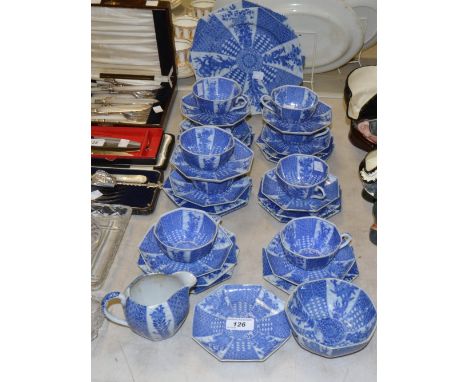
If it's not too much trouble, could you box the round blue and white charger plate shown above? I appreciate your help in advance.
[190,6,303,114]
[192,284,291,361]
[169,170,252,207]
[265,233,356,285]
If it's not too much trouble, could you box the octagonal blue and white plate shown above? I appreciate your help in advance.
[139,225,234,277]
[192,284,291,361]
[265,233,355,285]
[190,6,303,114]
[257,181,342,222]
[263,249,359,294]
[256,135,334,163]
[163,178,252,216]
[181,93,251,127]
[262,101,332,134]
[261,169,340,212]
[171,138,254,182]
[260,125,331,156]
[169,170,252,207]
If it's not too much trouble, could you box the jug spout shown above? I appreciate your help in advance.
[172,271,197,289]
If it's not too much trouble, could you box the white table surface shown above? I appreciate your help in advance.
[92,89,377,382]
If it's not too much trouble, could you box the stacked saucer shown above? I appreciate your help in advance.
[262,217,359,295]
[164,126,254,216]
[181,76,253,146]
[258,154,342,222]
[137,208,239,294]
[256,85,334,163]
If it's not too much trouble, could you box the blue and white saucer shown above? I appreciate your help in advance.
[139,225,234,277]
[171,139,254,183]
[192,269,234,294]
[262,249,297,294]
[256,134,334,163]
[257,182,342,222]
[169,170,252,207]
[261,125,331,156]
[181,93,250,127]
[197,244,238,287]
[262,102,332,135]
[163,178,252,216]
[265,233,356,285]
[261,169,340,212]
[192,284,291,361]
[262,249,359,294]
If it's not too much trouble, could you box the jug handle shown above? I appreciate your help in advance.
[101,291,129,327]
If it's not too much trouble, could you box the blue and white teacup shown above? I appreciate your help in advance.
[280,217,352,270]
[260,85,319,123]
[193,77,248,114]
[101,272,197,341]
[275,154,329,199]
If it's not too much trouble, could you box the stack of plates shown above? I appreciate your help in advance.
[164,126,254,216]
[258,154,342,222]
[137,208,239,294]
[256,86,334,163]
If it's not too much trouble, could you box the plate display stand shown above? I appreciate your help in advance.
[301,32,318,90]
[337,18,369,73]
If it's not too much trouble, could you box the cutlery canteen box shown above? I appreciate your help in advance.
[91,0,177,128]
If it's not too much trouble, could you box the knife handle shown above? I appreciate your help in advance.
[113,174,147,184]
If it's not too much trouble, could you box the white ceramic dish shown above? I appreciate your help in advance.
[254,0,364,73]
[347,0,377,49]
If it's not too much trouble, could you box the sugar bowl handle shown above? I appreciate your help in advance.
[101,291,128,327]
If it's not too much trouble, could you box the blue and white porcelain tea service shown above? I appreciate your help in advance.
[257,85,334,163]
[164,126,254,216]
[258,154,342,222]
[99,1,376,363]
[137,208,239,294]
[262,217,359,295]
[180,77,255,146]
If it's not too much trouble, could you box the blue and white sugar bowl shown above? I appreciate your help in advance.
[275,154,329,199]
[286,278,377,358]
[179,126,235,171]
[101,272,197,341]
[280,217,352,270]
[154,208,219,263]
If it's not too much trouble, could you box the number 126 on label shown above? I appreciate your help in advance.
[225,318,255,331]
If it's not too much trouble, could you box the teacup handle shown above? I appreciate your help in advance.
[311,185,326,200]
[230,95,249,112]
[260,95,275,112]
[101,291,128,327]
[339,233,353,249]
